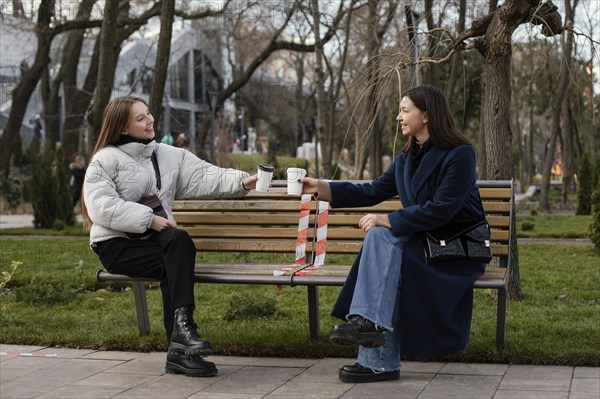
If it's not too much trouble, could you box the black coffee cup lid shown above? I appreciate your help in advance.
[258,164,274,172]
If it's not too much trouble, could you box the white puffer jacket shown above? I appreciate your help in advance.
[84,140,249,244]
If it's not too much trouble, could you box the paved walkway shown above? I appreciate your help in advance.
[1,344,598,399]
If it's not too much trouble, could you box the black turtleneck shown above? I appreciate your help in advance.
[113,135,154,146]
[410,140,432,176]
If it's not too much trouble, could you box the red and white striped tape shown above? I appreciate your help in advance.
[273,194,312,276]
[0,352,57,357]
[295,200,329,275]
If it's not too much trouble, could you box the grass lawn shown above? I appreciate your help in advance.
[0,237,598,366]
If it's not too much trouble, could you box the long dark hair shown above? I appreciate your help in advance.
[81,96,147,229]
[401,85,470,154]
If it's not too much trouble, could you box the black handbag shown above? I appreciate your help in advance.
[127,152,167,239]
[423,220,493,264]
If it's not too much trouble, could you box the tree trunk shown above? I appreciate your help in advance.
[527,86,534,186]
[540,0,575,213]
[63,36,101,158]
[423,0,439,87]
[310,0,330,178]
[512,90,525,193]
[561,95,574,204]
[148,0,175,129]
[477,0,538,301]
[51,0,97,161]
[446,0,466,99]
[86,1,129,148]
[41,66,61,155]
[0,0,54,177]
[366,0,382,178]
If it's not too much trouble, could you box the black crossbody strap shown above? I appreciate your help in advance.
[151,152,161,192]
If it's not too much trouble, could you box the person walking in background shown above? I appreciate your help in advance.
[301,85,488,383]
[69,155,87,208]
[82,96,259,377]
[160,132,174,145]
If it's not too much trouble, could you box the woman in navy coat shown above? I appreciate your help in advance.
[301,85,487,383]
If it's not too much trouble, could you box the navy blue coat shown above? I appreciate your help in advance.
[330,144,486,356]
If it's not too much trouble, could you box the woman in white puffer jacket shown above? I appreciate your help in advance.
[82,96,259,378]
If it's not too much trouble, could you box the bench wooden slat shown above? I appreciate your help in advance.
[174,200,303,212]
[185,227,301,239]
[176,213,303,225]
[478,187,512,199]
[483,202,512,212]
[195,263,307,276]
[193,239,298,253]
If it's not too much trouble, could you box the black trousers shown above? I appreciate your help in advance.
[104,228,197,341]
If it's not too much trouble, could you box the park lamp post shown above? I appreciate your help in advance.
[208,90,217,164]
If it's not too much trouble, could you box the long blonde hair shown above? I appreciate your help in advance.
[81,96,147,229]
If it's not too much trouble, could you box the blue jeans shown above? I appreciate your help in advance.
[347,227,410,372]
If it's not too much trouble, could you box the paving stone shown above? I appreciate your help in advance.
[401,361,446,374]
[72,371,155,388]
[200,365,304,396]
[0,365,38,381]
[82,351,147,361]
[264,381,352,398]
[0,344,48,354]
[493,389,569,398]
[419,374,502,398]
[112,373,215,398]
[0,358,123,399]
[36,347,97,358]
[292,358,352,383]
[0,354,69,370]
[342,372,434,399]
[103,352,166,375]
[252,357,319,368]
[570,378,600,399]
[440,362,509,376]
[189,393,263,399]
[210,355,260,366]
[37,385,127,399]
[574,367,600,379]
[500,365,573,392]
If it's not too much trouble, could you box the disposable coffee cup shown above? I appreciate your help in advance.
[286,167,307,196]
[256,164,274,192]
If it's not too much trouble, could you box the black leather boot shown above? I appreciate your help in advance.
[165,353,218,377]
[330,315,385,348]
[168,306,213,355]
[339,363,399,383]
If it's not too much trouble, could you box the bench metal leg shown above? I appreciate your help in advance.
[132,282,151,336]
[496,287,506,350]
[307,286,320,340]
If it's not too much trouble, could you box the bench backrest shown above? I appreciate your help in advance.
[173,188,305,255]
[173,180,513,268]
[312,180,513,267]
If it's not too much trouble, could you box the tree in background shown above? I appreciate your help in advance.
[590,181,600,252]
[30,146,74,229]
[576,152,593,215]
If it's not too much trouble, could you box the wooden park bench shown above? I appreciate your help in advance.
[96,179,515,349]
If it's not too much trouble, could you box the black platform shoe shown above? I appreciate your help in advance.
[339,363,399,383]
[168,306,213,355]
[165,353,218,377]
[329,316,385,348]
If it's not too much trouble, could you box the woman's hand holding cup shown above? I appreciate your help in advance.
[242,174,259,191]
[300,176,319,195]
